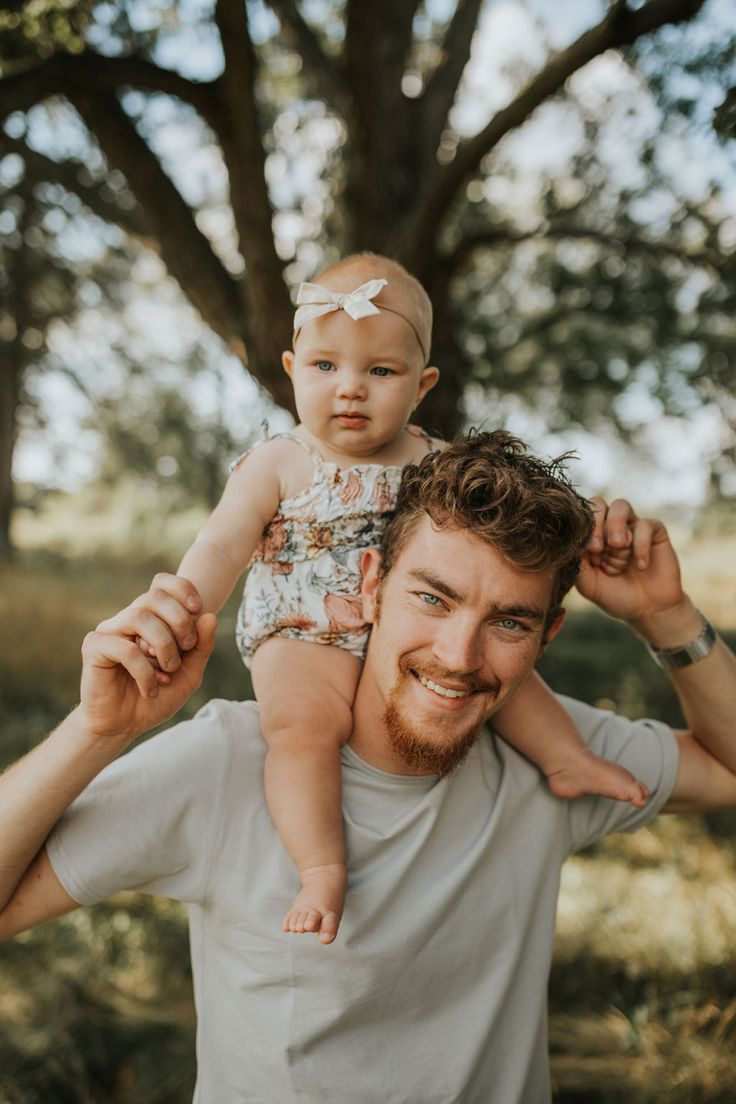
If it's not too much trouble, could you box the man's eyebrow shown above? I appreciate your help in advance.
[409,570,464,602]
[488,603,547,625]
[408,570,546,624]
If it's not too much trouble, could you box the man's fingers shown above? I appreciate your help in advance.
[97,584,202,671]
[82,631,165,699]
[96,607,187,672]
[631,517,657,570]
[185,613,217,663]
[131,586,200,652]
[176,614,217,689]
[587,496,607,551]
[602,498,636,549]
[146,572,202,613]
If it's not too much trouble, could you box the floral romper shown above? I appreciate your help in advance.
[236,429,433,665]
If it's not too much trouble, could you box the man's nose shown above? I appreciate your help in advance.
[431,619,485,674]
[336,370,367,400]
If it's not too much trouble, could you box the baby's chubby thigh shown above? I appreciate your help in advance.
[251,638,362,751]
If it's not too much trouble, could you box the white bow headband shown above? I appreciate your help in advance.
[293,278,428,363]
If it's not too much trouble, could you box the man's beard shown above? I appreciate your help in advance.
[384,656,501,776]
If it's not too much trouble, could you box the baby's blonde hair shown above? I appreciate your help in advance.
[313,252,433,365]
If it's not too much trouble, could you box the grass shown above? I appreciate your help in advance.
[2,538,736,1103]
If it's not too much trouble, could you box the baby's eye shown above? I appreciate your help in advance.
[316,360,334,372]
[370,366,393,377]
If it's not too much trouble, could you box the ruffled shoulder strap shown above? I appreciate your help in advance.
[405,424,436,452]
[230,425,323,473]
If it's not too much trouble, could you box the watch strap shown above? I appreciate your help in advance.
[646,613,717,671]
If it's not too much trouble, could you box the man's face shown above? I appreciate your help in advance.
[355,515,564,775]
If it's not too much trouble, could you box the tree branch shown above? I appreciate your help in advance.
[263,0,341,105]
[70,91,244,350]
[1,136,153,243]
[419,0,483,172]
[0,50,220,129]
[213,0,295,412]
[401,0,708,270]
[495,306,582,352]
[446,222,725,273]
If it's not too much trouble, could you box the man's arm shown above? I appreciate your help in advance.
[0,584,215,940]
[577,500,736,813]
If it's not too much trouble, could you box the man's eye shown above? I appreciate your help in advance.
[498,619,522,632]
[371,366,392,377]
[419,592,442,606]
[316,360,334,372]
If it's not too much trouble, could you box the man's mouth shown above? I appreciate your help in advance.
[416,673,472,699]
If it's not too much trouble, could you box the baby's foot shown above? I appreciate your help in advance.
[546,748,649,807]
[282,862,347,945]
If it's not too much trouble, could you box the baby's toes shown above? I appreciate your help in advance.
[318,912,339,945]
[631,781,650,808]
[302,909,322,933]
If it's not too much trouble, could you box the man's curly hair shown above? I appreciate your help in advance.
[380,430,594,630]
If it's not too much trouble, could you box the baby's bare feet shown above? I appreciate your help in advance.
[282,862,347,945]
[547,748,649,807]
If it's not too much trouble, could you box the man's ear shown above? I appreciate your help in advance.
[282,350,294,378]
[414,365,440,408]
[361,547,382,623]
[539,608,566,657]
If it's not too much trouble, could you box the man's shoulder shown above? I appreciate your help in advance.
[128,698,264,777]
[555,693,676,750]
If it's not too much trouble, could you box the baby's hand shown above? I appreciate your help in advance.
[586,496,635,576]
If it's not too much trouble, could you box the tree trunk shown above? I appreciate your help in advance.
[0,352,19,560]
[417,260,466,440]
[1,196,32,560]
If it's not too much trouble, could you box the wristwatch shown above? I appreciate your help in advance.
[645,612,717,671]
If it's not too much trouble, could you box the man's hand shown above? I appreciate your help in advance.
[585,495,634,576]
[0,577,216,939]
[577,498,687,633]
[80,576,216,746]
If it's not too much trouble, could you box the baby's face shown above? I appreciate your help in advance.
[283,306,438,459]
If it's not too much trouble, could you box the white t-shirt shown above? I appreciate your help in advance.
[47,696,679,1104]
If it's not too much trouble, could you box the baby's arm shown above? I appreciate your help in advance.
[177,441,285,614]
[493,671,649,805]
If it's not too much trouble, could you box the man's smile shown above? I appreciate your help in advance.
[405,659,501,710]
[415,673,473,699]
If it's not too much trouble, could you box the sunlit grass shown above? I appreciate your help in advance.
[551,816,736,1102]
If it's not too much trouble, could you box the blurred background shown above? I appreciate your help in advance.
[1,0,735,1100]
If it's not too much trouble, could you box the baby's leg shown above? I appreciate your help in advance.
[495,671,649,805]
[251,638,361,945]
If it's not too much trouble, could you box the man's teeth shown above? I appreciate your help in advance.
[417,674,471,699]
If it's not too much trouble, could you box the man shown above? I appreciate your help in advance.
[1,431,735,1104]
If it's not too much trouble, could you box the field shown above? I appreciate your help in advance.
[1,523,735,1102]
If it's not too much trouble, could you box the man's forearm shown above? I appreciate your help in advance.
[0,708,127,912]
[633,597,736,773]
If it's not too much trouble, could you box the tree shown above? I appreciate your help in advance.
[1,0,734,523]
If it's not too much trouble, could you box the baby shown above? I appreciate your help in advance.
[159,252,647,944]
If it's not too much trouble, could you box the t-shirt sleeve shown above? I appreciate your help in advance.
[559,695,680,854]
[46,699,257,906]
